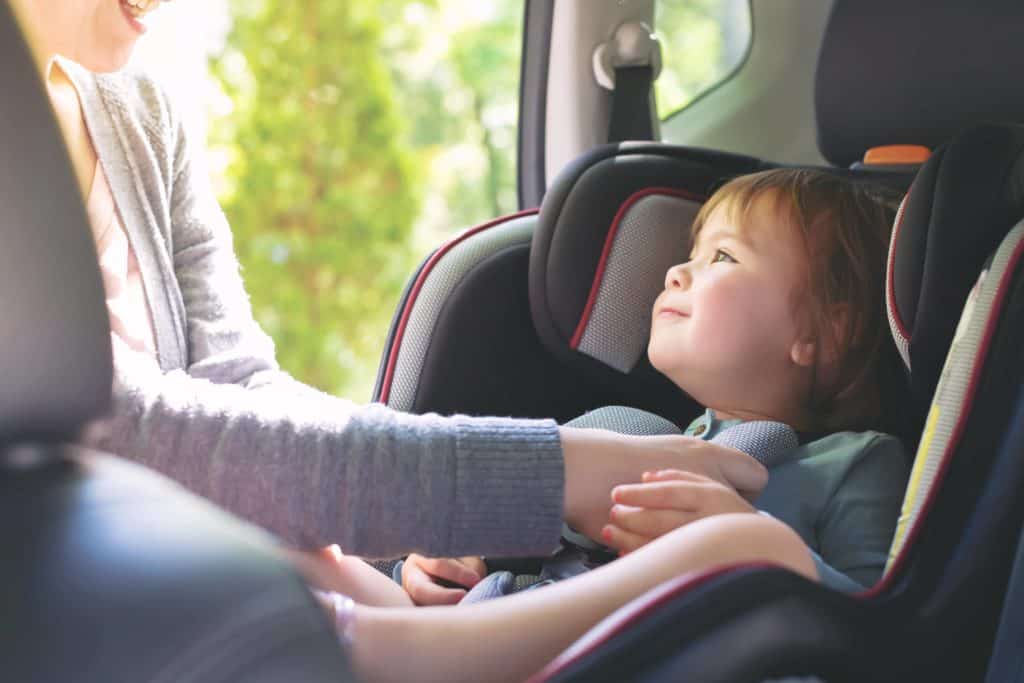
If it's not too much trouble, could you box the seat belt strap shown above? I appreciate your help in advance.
[608,65,655,143]
[594,22,662,144]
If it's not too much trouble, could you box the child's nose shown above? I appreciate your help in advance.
[664,262,691,290]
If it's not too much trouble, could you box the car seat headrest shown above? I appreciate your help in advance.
[529,143,762,390]
[886,123,1024,422]
[530,143,911,401]
[0,5,112,444]
[816,0,1024,167]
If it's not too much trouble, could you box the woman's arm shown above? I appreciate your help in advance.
[84,87,769,560]
[79,93,565,559]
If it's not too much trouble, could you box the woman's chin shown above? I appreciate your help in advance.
[77,46,136,73]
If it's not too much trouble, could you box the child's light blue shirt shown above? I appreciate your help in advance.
[686,410,910,591]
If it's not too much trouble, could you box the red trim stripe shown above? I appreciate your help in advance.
[860,234,1024,599]
[569,188,706,350]
[379,209,539,405]
[528,562,776,682]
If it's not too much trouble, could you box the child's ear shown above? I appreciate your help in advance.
[790,338,817,367]
[790,305,850,368]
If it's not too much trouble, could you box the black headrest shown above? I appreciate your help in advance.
[816,0,1024,167]
[887,123,1024,422]
[528,143,762,416]
[0,5,112,444]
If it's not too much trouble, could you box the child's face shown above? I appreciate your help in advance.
[648,194,812,414]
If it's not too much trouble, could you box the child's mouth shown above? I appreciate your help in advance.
[657,306,689,319]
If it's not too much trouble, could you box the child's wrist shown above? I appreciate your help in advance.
[313,590,357,645]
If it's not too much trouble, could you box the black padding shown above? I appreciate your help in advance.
[0,2,112,442]
[816,0,1024,167]
[412,243,699,425]
[891,124,1024,417]
[1,447,351,683]
[544,567,896,683]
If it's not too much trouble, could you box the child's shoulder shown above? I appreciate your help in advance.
[787,429,907,474]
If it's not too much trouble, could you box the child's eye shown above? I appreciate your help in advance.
[711,249,737,264]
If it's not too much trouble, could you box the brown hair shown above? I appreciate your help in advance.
[691,168,900,432]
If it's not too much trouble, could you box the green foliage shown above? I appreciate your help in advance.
[204,0,743,399]
[655,0,752,119]
[380,3,522,235]
[210,0,421,397]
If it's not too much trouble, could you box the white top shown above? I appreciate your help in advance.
[85,160,159,357]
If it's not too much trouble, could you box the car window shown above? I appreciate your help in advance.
[655,0,752,121]
[133,1,524,401]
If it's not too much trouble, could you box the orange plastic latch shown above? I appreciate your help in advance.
[863,145,931,165]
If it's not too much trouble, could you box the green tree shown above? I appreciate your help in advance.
[378,3,523,235]
[210,0,421,397]
[655,0,751,119]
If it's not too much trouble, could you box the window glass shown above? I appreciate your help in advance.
[654,0,752,120]
[134,1,523,400]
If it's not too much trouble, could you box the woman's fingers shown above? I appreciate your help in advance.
[641,469,708,483]
[609,503,696,539]
[600,524,651,554]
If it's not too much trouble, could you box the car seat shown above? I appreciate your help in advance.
[531,122,1024,683]
[0,6,351,681]
[373,1,1024,680]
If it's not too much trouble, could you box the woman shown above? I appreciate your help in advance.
[9,0,762,560]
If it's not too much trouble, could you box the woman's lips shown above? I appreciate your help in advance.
[120,0,158,34]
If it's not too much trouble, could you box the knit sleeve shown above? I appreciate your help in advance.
[80,87,565,559]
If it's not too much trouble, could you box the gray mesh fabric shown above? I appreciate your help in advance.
[886,196,912,370]
[577,196,700,373]
[711,421,800,468]
[387,216,537,411]
[567,405,682,436]
[886,221,1024,572]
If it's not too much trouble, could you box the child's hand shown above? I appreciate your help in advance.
[560,429,768,542]
[289,544,414,607]
[601,470,757,554]
[401,554,488,606]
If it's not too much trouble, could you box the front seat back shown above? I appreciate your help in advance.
[0,6,350,681]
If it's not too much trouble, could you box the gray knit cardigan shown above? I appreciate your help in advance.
[62,57,564,559]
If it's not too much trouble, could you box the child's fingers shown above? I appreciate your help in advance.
[403,561,468,606]
[417,556,483,588]
[600,524,652,554]
[609,504,696,539]
[642,470,709,483]
[612,480,703,509]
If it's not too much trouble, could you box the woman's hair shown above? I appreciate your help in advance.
[690,168,901,432]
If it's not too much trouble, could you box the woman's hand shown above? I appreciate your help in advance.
[559,428,767,543]
[599,470,759,553]
[401,554,488,606]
